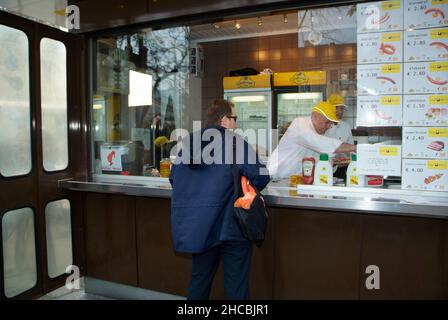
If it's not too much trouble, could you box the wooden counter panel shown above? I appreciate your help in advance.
[84,193,137,286]
[360,215,448,299]
[135,198,191,296]
[273,208,362,299]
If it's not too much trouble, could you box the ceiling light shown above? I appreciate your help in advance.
[258,17,262,26]
[283,14,288,23]
[235,21,241,29]
[338,16,342,20]
[213,23,220,29]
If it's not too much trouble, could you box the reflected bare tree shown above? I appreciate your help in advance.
[137,27,190,129]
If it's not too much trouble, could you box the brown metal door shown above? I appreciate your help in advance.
[0,11,87,300]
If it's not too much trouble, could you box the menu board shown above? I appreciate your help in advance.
[402,127,448,158]
[357,0,403,33]
[357,144,402,176]
[403,94,448,125]
[404,28,448,62]
[404,61,448,93]
[357,63,403,95]
[404,0,448,30]
[358,32,403,64]
[402,159,447,191]
[357,95,403,126]
[357,1,448,192]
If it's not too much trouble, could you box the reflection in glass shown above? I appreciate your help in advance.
[93,27,189,176]
[40,38,68,172]
[2,207,37,298]
[45,199,73,279]
[0,24,32,177]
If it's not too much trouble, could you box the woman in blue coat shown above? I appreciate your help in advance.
[169,99,270,299]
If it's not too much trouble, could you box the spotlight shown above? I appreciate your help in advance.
[213,23,220,29]
[235,21,241,29]
[258,17,262,26]
[283,14,288,23]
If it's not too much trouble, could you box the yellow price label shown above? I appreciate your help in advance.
[381,64,400,73]
[430,29,448,39]
[319,175,328,184]
[427,160,447,170]
[382,0,401,10]
[382,33,401,42]
[379,146,399,156]
[381,96,401,105]
[430,62,448,72]
[429,95,448,104]
[432,0,448,5]
[428,127,448,137]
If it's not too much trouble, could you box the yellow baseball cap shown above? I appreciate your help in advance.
[328,93,348,110]
[312,101,339,123]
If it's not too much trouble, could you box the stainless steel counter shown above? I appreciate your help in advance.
[60,178,448,220]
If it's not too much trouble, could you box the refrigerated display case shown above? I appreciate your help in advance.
[223,74,272,157]
[273,71,326,146]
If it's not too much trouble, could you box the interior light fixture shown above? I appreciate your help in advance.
[231,95,266,103]
[283,14,288,23]
[235,20,241,29]
[338,16,342,20]
[213,23,220,29]
[258,17,262,26]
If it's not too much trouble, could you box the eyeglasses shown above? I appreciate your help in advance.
[228,115,238,121]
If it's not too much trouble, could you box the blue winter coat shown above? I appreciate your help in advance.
[169,125,270,253]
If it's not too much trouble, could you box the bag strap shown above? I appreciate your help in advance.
[232,136,239,203]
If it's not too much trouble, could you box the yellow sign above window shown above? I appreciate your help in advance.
[273,71,326,87]
[223,74,271,90]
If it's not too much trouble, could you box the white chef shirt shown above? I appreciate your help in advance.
[324,120,354,144]
[325,120,354,168]
[267,117,343,178]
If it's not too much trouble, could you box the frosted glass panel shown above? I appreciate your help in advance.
[2,207,37,298]
[45,199,73,278]
[0,24,32,177]
[40,38,68,171]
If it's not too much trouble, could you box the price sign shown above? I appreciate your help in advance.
[404,62,448,94]
[357,95,403,126]
[402,159,447,191]
[404,0,448,29]
[357,1,403,33]
[358,64,403,95]
[403,95,448,126]
[357,144,402,176]
[358,32,403,64]
[403,127,448,159]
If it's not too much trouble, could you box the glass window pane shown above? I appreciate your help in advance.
[0,24,32,177]
[93,27,189,177]
[45,199,73,279]
[2,207,37,298]
[40,38,68,172]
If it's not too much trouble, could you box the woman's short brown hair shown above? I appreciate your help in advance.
[206,99,234,126]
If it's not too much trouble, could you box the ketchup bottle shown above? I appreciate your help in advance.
[302,157,315,185]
